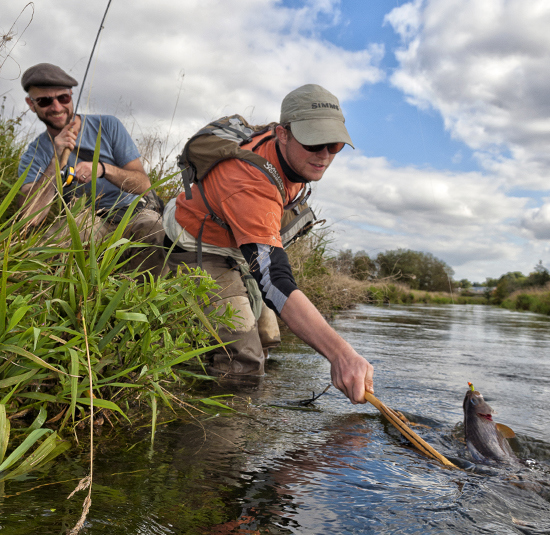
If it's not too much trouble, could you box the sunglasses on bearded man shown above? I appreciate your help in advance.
[30,93,72,108]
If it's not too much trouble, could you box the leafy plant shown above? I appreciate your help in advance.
[0,119,237,486]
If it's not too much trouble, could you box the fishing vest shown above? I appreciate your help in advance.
[177,115,317,260]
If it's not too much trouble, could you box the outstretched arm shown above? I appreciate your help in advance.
[240,242,374,403]
[280,289,374,404]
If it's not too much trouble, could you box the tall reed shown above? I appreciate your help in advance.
[0,120,236,486]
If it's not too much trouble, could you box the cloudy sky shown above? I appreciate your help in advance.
[2,0,550,282]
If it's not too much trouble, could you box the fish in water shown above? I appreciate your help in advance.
[463,382,518,463]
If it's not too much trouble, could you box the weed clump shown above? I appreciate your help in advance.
[0,116,237,482]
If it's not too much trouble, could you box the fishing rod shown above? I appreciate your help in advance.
[60,0,113,177]
[74,0,113,115]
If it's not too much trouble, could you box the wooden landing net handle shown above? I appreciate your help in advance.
[365,392,457,469]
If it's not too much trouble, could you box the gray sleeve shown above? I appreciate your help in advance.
[240,243,298,316]
[19,134,54,185]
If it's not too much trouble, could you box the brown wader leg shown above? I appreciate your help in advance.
[257,303,281,358]
[164,249,265,376]
[123,209,169,278]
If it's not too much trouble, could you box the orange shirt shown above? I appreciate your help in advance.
[175,134,304,249]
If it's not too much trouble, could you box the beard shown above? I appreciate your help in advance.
[39,110,73,132]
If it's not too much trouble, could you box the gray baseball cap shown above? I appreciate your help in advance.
[22,63,78,92]
[280,84,354,148]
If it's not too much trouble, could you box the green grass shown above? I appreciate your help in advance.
[0,117,239,486]
[501,286,550,315]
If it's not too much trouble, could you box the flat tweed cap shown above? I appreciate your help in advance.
[22,63,78,92]
[280,84,354,148]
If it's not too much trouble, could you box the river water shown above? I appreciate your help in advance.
[2,304,550,534]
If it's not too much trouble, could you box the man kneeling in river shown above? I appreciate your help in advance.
[163,84,374,403]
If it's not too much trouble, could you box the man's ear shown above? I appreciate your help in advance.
[275,125,289,146]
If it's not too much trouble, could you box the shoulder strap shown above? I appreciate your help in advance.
[177,115,289,266]
[178,115,286,203]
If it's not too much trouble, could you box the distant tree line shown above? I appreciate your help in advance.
[330,248,455,292]
[330,249,550,298]
[488,261,550,304]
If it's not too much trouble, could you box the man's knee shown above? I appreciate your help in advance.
[215,295,256,331]
[126,209,165,245]
[257,304,281,349]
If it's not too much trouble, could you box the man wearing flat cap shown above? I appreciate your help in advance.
[162,84,374,403]
[18,62,167,277]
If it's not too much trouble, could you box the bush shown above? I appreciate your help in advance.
[515,294,536,311]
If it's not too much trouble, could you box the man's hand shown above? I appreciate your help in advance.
[72,157,150,193]
[74,161,94,184]
[328,347,374,404]
[53,119,78,158]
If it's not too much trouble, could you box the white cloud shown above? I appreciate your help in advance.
[2,0,384,150]
[314,150,532,281]
[386,0,550,190]
[522,201,550,239]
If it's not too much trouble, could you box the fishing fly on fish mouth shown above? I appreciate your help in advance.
[463,382,518,464]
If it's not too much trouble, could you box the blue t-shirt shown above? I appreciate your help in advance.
[19,114,141,210]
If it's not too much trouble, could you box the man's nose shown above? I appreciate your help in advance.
[49,98,64,112]
[315,146,331,158]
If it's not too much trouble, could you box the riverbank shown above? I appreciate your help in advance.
[0,121,238,494]
[500,285,550,315]
[287,228,550,316]
[286,231,489,317]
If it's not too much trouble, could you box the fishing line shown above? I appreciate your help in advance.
[0,3,34,72]
[74,0,113,115]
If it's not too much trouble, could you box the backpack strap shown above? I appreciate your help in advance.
[243,133,286,205]
[177,116,289,266]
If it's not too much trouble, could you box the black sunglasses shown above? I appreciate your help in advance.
[300,141,345,154]
[284,126,345,154]
[30,93,72,108]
